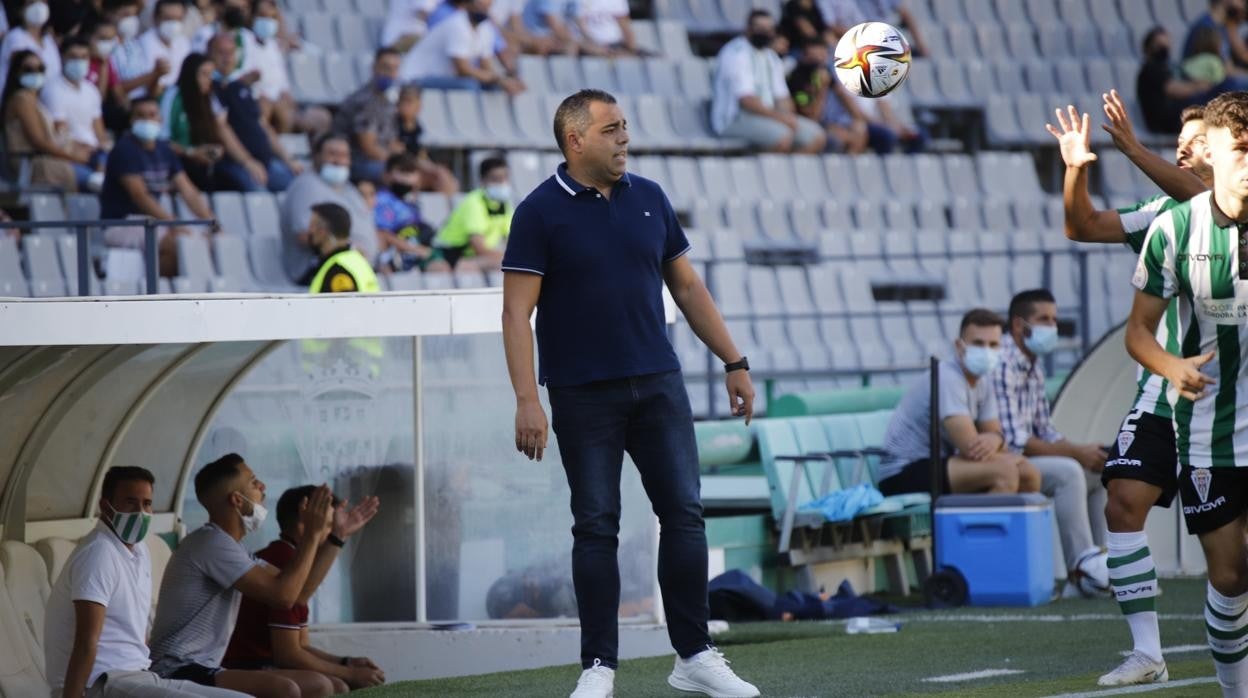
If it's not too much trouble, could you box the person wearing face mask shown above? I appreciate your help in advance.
[86,18,130,131]
[374,152,448,273]
[710,10,825,154]
[138,0,193,95]
[108,0,169,103]
[0,0,62,95]
[304,202,380,293]
[280,134,381,283]
[245,0,329,138]
[2,50,82,191]
[400,0,526,94]
[991,289,1111,599]
[435,155,514,270]
[1138,26,1236,135]
[149,454,345,698]
[1184,0,1248,69]
[395,85,460,195]
[43,37,111,192]
[334,47,406,184]
[879,308,1041,500]
[44,467,250,698]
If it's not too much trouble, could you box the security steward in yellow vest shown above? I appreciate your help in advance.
[306,201,380,294]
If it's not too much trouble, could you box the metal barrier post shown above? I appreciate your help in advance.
[144,220,158,295]
[75,224,89,297]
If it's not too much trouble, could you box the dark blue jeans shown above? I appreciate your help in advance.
[547,370,712,670]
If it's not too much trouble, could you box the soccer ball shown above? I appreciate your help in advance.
[833,21,912,98]
[1073,549,1112,598]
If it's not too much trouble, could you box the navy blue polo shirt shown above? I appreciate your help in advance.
[502,163,691,387]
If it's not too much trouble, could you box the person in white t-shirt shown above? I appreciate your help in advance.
[383,0,442,52]
[247,0,330,136]
[44,466,248,698]
[575,0,640,56]
[138,0,192,95]
[401,0,526,94]
[43,37,111,191]
[0,0,61,95]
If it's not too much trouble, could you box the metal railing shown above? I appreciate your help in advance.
[685,247,1106,417]
[6,218,216,296]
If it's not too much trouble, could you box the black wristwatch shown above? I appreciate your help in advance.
[724,356,750,373]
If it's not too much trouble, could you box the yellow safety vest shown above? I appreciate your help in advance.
[308,248,380,294]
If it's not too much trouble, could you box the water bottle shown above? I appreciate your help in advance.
[845,616,901,634]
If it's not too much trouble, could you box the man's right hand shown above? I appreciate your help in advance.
[1073,443,1109,473]
[1101,89,1141,154]
[775,111,799,130]
[1165,351,1218,401]
[155,58,171,76]
[346,664,386,688]
[515,399,548,461]
[1045,105,1098,169]
[299,485,335,540]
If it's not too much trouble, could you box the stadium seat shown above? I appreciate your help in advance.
[0,541,50,677]
[676,59,712,101]
[684,0,728,35]
[1052,58,1089,95]
[336,14,374,53]
[789,155,828,201]
[981,199,1014,230]
[352,0,387,16]
[300,12,338,50]
[949,198,981,230]
[1097,25,1134,59]
[1021,59,1057,94]
[634,94,684,150]
[176,234,221,293]
[1034,21,1071,58]
[631,20,661,55]
[415,91,460,149]
[614,57,650,95]
[477,93,524,149]
[65,193,100,222]
[883,154,921,202]
[645,57,681,97]
[1085,58,1115,94]
[930,0,965,22]
[821,155,856,200]
[962,61,995,102]
[548,56,584,94]
[787,200,820,242]
[944,22,978,60]
[973,23,1007,61]
[0,554,47,696]
[29,193,69,235]
[580,56,618,93]
[209,234,256,292]
[244,192,282,238]
[288,52,330,103]
[246,235,289,287]
[21,235,65,297]
[903,59,943,105]
[444,91,494,147]
[1068,23,1101,56]
[322,52,358,102]
[848,154,884,201]
[213,192,250,237]
[1151,0,1186,28]
[53,235,97,296]
[516,55,552,96]
[1058,0,1093,25]
[1003,22,1039,60]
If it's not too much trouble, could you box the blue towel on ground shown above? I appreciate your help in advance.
[798,483,885,522]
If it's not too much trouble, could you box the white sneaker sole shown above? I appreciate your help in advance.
[667,673,760,698]
[1097,665,1169,687]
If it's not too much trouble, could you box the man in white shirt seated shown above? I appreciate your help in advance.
[575,0,642,56]
[42,37,111,191]
[0,0,61,94]
[401,0,526,94]
[43,466,248,698]
[138,0,191,95]
[710,9,825,153]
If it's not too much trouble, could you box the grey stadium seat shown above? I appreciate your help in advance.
[930,0,965,22]
[176,234,220,293]
[23,235,66,297]
[944,23,978,60]
[677,59,712,101]
[511,93,551,149]
[336,14,374,53]
[964,61,995,102]
[105,248,147,292]
[29,193,68,235]
[288,52,330,103]
[915,199,949,231]
[1098,25,1134,59]
[322,52,357,102]
[416,90,460,149]
[790,155,828,201]
[822,155,856,200]
[658,18,696,57]
[479,92,526,148]
[983,95,1023,146]
[548,56,585,94]
[213,191,250,237]
[417,193,451,228]
[246,234,289,287]
[667,101,720,151]
[244,192,282,237]
[788,200,820,242]
[727,158,764,200]
[631,20,661,55]
[66,193,100,221]
[633,94,684,150]
[300,12,339,50]
[646,57,681,97]
[1085,58,1116,94]
[517,55,553,95]
[1069,23,1100,56]
[353,0,387,16]
[1005,23,1039,60]
[992,61,1026,97]
[509,150,544,200]
[445,90,493,147]
[1058,0,1092,24]
[1022,60,1057,93]
[1035,22,1070,58]
[1054,58,1089,95]
[614,58,650,95]
[580,57,618,93]
[211,234,257,291]
[882,201,915,230]
[973,24,1007,61]
[883,154,921,201]
[912,154,949,202]
[666,156,706,200]
[56,235,99,295]
[0,237,27,296]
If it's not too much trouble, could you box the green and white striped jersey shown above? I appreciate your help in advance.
[1119,195,1181,418]
[1134,191,1248,468]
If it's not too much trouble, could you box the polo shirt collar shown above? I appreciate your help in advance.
[553,162,631,197]
[1210,195,1248,228]
[94,519,143,561]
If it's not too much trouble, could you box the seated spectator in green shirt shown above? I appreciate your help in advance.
[435,155,513,269]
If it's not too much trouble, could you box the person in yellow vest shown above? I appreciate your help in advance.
[434,155,513,270]
[307,202,380,294]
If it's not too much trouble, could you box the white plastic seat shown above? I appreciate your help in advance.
[0,554,46,695]
[0,541,51,678]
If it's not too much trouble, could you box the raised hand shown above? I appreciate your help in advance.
[1101,89,1140,153]
[1046,105,1098,168]
[332,496,380,539]
[1166,351,1218,401]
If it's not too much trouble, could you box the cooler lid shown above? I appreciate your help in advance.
[934,493,1050,509]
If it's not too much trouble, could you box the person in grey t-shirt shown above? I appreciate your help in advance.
[878,308,1041,496]
[148,453,338,698]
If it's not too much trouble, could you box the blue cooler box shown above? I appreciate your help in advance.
[934,493,1053,607]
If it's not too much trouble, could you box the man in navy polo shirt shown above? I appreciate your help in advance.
[501,88,760,698]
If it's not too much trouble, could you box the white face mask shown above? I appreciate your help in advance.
[117,16,141,40]
[94,38,118,57]
[158,19,183,42]
[103,501,152,545]
[236,492,268,534]
[24,2,49,27]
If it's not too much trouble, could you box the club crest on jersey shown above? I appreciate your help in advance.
[1132,264,1147,290]
[1192,467,1212,504]
[1117,431,1135,454]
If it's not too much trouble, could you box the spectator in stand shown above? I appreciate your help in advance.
[434,154,513,269]
[2,50,83,192]
[223,485,383,689]
[786,39,867,153]
[107,0,166,103]
[820,0,928,56]
[334,47,403,184]
[710,10,826,153]
[492,0,548,57]
[1183,0,1248,70]
[43,37,110,191]
[100,97,216,277]
[139,0,192,95]
[375,152,448,273]
[396,85,460,195]
[148,455,344,697]
[206,32,299,191]
[44,466,249,698]
[779,0,834,52]
[280,134,380,283]
[1139,26,1222,134]
[520,0,578,54]
[575,0,642,56]
[160,52,268,192]
[382,0,440,53]
[50,0,95,38]
[247,0,329,137]
[0,0,61,95]
[401,0,525,94]
[86,18,131,132]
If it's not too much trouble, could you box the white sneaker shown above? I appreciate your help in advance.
[1097,650,1168,686]
[668,648,760,698]
[570,659,614,698]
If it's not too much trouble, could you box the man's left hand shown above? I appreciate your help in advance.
[1074,443,1109,473]
[332,496,381,539]
[1101,89,1140,153]
[348,656,382,671]
[725,369,755,425]
[964,433,1003,461]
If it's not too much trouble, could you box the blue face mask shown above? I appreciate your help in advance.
[961,345,1000,377]
[320,163,349,185]
[253,16,279,40]
[131,119,161,141]
[1024,324,1058,355]
[64,59,90,82]
[375,76,395,92]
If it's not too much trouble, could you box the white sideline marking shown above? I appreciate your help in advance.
[1041,676,1218,697]
[906,614,1205,623]
[922,668,1024,683]
[1119,644,1207,657]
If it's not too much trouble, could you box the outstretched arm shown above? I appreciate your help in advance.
[1102,89,1205,201]
[1046,105,1124,243]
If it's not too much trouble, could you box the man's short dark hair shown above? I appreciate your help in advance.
[374,46,401,64]
[385,151,418,173]
[553,89,617,155]
[102,466,155,500]
[276,485,342,532]
[747,9,771,25]
[1204,91,1248,137]
[959,308,1003,333]
[479,155,507,180]
[311,202,352,240]
[194,453,245,504]
[129,96,159,118]
[1142,26,1166,54]
[1181,105,1206,124]
[154,0,184,16]
[1008,289,1057,324]
[61,36,90,54]
[313,132,348,156]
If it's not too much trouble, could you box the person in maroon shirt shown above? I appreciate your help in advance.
[223,485,384,690]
